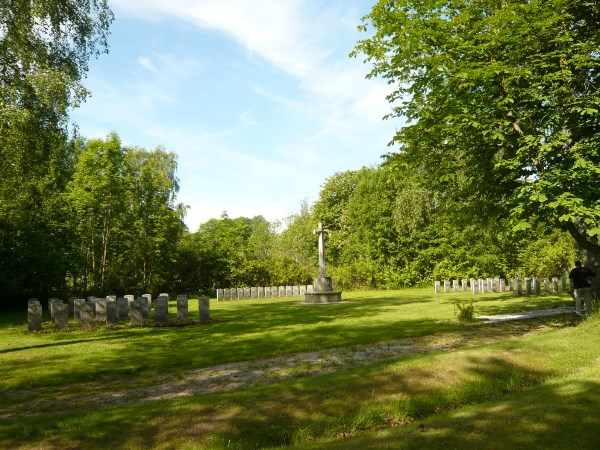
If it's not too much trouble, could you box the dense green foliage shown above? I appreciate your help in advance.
[352,0,600,254]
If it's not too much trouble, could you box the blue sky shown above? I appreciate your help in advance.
[71,0,400,232]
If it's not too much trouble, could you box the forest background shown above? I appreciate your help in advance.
[1,0,598,309]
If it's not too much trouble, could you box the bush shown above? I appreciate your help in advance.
[455,300,475,323]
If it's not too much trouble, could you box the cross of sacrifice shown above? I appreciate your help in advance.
[313,222,330,278]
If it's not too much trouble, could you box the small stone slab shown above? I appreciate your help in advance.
[154,297,169,323]
[177,295,188,321]
[28,302,43,331]
[199,296,210,323]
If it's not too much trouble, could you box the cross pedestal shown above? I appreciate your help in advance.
[304,221,342,304]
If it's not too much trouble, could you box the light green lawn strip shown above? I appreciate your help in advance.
[0,313,596,450]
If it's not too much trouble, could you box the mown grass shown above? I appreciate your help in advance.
[1,288,597,449]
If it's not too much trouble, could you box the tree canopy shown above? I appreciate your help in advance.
[353,0,600,254]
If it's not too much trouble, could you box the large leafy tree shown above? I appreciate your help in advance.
[353,0,600,255]
[0,0,113,304]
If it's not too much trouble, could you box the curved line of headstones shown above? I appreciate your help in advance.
[434,277,568,295]
[27,294,211,331]
[216,285,314,301]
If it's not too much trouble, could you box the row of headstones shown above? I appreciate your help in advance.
[216,285,315,301]
[434,277,568,295]
[27,294,210,331]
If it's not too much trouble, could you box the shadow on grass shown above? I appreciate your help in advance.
[3,345,595,449]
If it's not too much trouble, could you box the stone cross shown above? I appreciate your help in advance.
[313,222,330,278]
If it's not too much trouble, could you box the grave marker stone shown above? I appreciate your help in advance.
[28,302,43,331]
[499,279,506,292]
[224,288,231,301]
[453,280,459,292]
[244,287,251,299]
[54,302,68,329]
[544,278,550,294]
[237,288,244,300]
[461,279,468,292]
[251,287,258,298]
[130,300,144,326]
[533,278,541,295]
[199,297,210,323]
[471,278,478,294]
[525,278,532,295]
[434,281,440,294]
[517,278,523,295]
[117,297,129,319]
[286,286,293,297]
[96,298,107,321]
[292,286,300,297]
[106,301,119,327]
[216,289,224,301]
[271,286,279,298]
[300,285,307,295]
[177,295,188,321]
[278,286,285,297]
[444,281,450,293]
[80,303,93,329]
[258,287,265,298]
[74,299,85,321]
[139,296,150,318]
[154,297,168,324]
[552,277,559,293]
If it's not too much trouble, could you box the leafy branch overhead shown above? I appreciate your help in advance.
[353,0,600,253]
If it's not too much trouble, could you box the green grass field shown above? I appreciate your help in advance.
[1,289,599,449]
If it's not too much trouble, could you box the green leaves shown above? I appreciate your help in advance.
[354,0,600,254]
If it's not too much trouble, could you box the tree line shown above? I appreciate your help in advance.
[1,0,597,307]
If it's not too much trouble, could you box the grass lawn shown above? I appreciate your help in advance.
[1,288,598,449]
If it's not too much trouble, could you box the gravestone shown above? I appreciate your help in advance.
[216,289,224,301]
[306,284,314,293]
[80,303,93,329]
[154,297,168,324]
[552,277,559,293]
[544,278,550,294]
[224,288,231,301]
[230,288,238,300]
[461,279,468,292]
[517,278,523,295]
[130,300,144,326]
[106,295,117,302]
[271,286,278,298]
[244,287,251,299]
[251,287,258,298]
[49,298,61,322]
[142,294,152,310]
[533,278,541,295]
[286,286,293,297]
[444,281,450,293]
[258,287,265,298]
[74,299,85,321]
[199,296,210,323]
[434,281,440,294]
[106,301,119,327]
[509,278,514,291]
[117,297,129,319]
[95,298,107,321]
[278,286,285,297]
[177,295,188,321]
[85,300,96,318]
[237,288,244,300]
[138,296,150,318]
[28,302,43,331]
[292,286,300,297]
[300,285,307,295]
[525,278,532,295]
[471,279,479,294]
[452,280,459,292]
[499,279,506,292]
[125,294,135,306]
[561,277,566,291]
[265,286,271,298]
[54,302,68,329]
[68,297,76,317]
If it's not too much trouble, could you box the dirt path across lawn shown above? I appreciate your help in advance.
[0,313,579,419]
